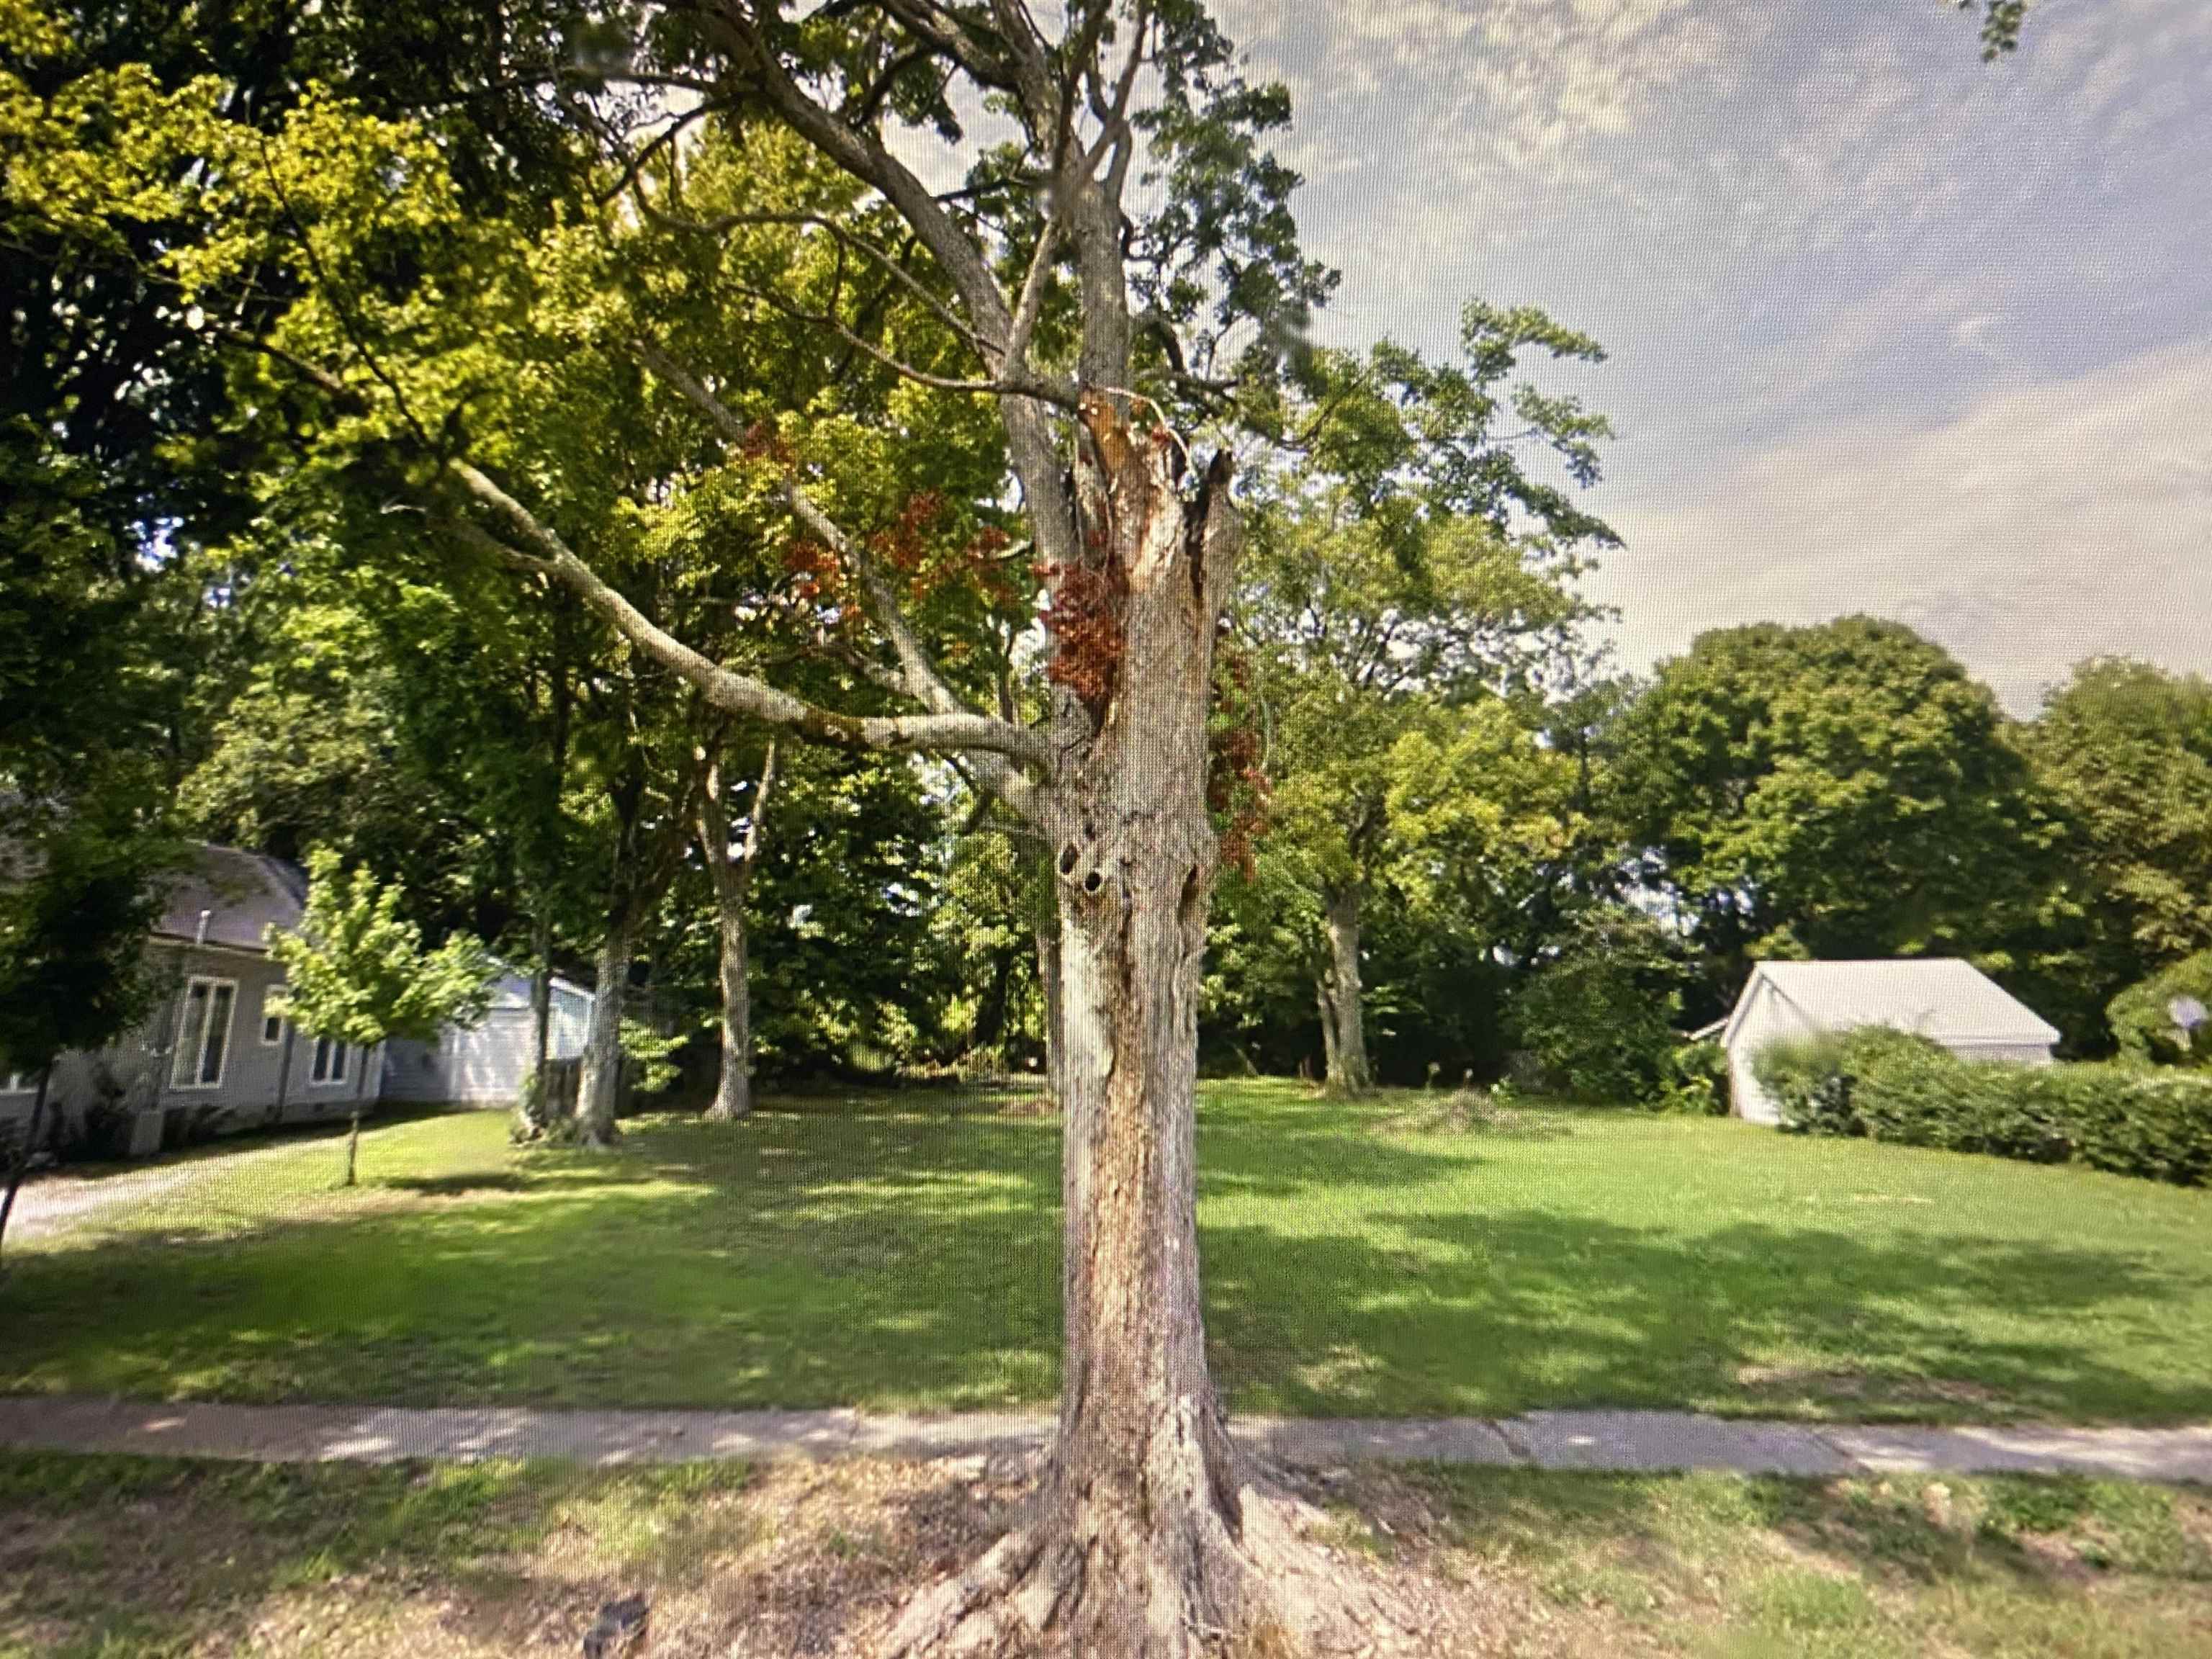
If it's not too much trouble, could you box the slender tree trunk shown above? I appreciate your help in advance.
[274,1020,294,1127]
[520,617,573,1138]
[1322,885,1372,1092]
[522,909,556,1131]
[698,741,775,1123]
[1316,977,1339,1084]
[1034,912,1064,1100]
[575,917,631,1149]
[0,1068,53,1268]
[343,1041,372,1187]
[705,893,752,1122]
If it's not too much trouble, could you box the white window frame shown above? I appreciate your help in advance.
[170,976,239,1092]
[310,1035,351,1087]
[259,989,285,1047]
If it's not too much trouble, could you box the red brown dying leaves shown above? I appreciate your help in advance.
[1209,645,1272,879]
[1039,557,1128,723]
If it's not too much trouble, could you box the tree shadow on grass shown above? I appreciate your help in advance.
[1387,1460,2212,1645]
[1205,1206,2212,1424]
[2,1102,2208,1426]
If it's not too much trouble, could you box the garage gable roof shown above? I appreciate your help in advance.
[1720,958,2061,1051]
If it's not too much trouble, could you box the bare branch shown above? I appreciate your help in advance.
[598,99,730,206]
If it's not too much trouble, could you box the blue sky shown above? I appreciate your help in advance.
[1213,0,2212,710]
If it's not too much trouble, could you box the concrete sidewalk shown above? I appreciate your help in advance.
[1,1395,2208,1483]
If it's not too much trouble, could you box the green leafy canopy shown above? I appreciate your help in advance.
[266,848,495,1048]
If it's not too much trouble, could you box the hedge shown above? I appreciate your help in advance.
[1751,1026,2212,1186]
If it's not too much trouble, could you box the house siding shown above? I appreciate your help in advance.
[7,939,381,1156]
[382,978,593,1105]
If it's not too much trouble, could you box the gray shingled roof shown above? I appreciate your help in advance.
[1722,958,2062,1049]
[153,845,307,955]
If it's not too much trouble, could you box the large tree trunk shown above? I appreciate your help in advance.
[575,917,631,1148]
[888,402,1380,1659]
[1321,885,1372,1092]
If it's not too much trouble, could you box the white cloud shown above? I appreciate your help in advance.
[1589,336,2212,711]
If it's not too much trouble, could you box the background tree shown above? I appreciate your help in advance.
[1508,904,1694,1102]
[2107,950,2212,1069]
[1614,617,2062,1017]
[693,736,776,1120]
[0,798,174,1264]
[1233,310,1613,1088]
[266,849,494,1185]
[2020,658,2212,1046]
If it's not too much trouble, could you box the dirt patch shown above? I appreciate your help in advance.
[9,1453,2212,1657]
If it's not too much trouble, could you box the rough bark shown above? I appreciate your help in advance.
[1321,886,1372,1093]
[698,742,776,1123]
[575,918,631,1149]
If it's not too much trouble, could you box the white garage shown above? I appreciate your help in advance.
[1712,958,2060,1125]
[382,967,595,1106]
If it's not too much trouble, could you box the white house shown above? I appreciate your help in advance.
[380,966,594,1105]
[2,845,383,1157]
[1710,958,2060,1125]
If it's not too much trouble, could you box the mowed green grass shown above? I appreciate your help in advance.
[4,1081,2211,1422]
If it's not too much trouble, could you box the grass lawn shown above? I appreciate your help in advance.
[3,1447,2208,1658]
[3,1080,2211,1422]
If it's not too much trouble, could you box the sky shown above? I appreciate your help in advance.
[1208,0,2212,711]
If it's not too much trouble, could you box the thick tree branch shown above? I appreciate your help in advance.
[441,461,1051,767]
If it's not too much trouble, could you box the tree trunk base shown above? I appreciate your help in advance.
[883,1452,1413,1659]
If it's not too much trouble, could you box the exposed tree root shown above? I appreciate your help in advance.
[881,1455,1421,1659]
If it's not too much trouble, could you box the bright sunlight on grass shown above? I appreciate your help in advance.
[5,1082,2211,1424]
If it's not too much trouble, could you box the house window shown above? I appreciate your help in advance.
[170,977,238,1090]
[260,991,285,1046]
[310,1036,350,1086]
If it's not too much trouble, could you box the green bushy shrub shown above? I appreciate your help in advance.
[2107,950,2212,1067]
[1751,1032,1861,1136]
[1751,1025,2212,1185]
[1511,907,1690,1103]
[1655,1038,1729,1115]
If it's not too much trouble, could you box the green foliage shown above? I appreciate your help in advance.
[266,849,493,1050]
[617,1019,683,1099]
[1750,1032,1865,1138]
[1511,907,1690,1102]
[1754,1026,2212,1186]
[2108,951,2212,1068]
[2022,660,2212,1046]
[1657,1039,1728,1116]
[1959,0,2028,58]
[0,793,175,1074]
[1616,618,2062,992]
